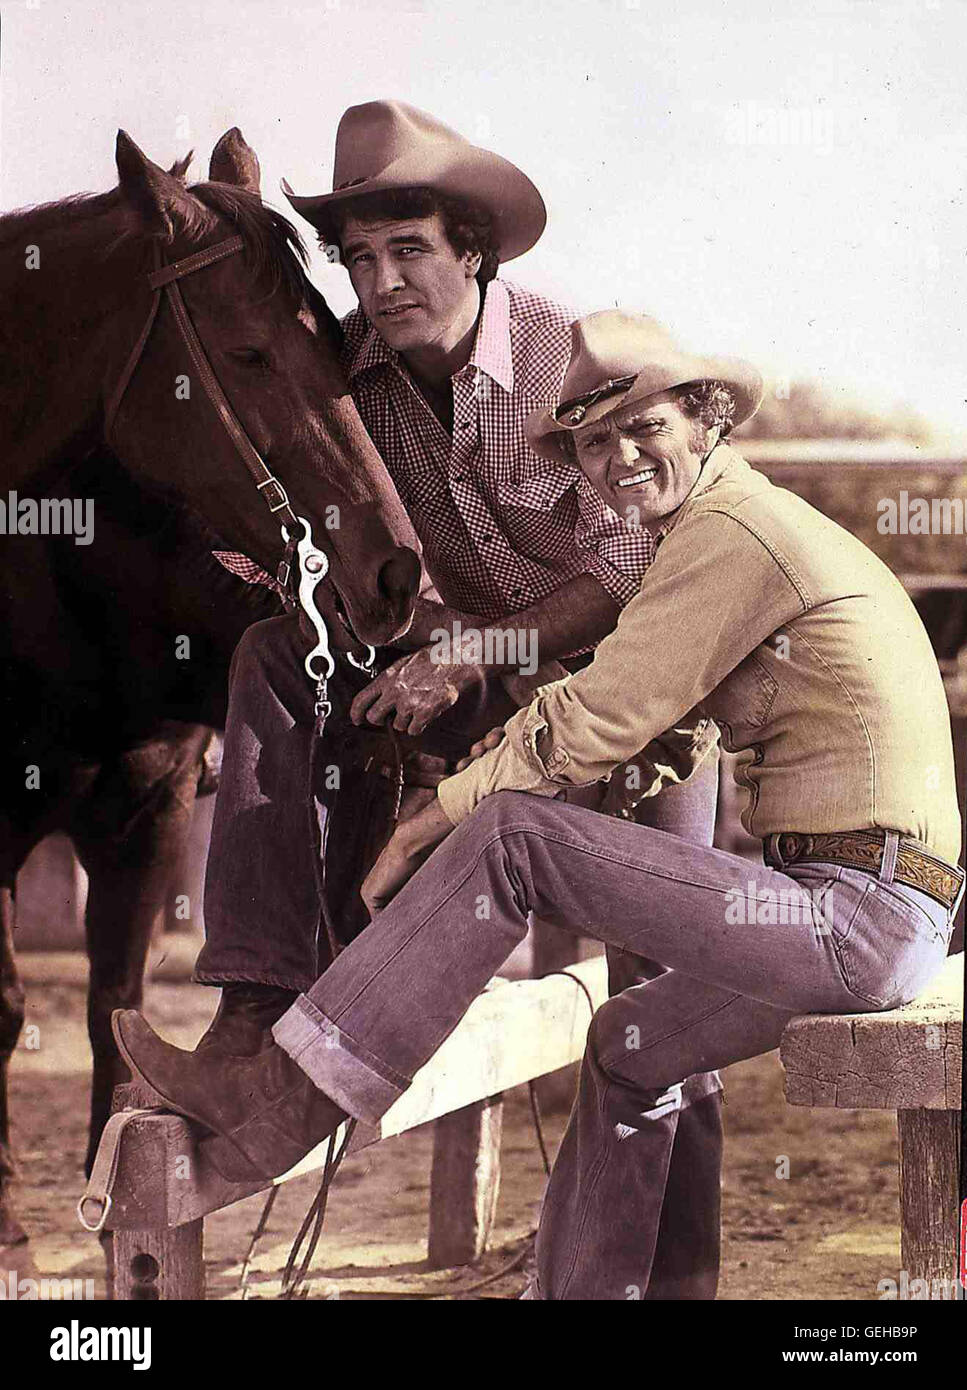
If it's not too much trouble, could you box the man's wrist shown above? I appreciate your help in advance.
[398,797,455,851]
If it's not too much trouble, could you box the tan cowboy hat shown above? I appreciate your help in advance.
[282,100,546,263]
[526,311,764,463]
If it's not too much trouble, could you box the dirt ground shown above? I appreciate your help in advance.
[5,946,907,1302]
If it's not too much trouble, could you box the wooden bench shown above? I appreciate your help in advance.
[91,957,609,1299]
[88,952,963,1299]
[780,952,963,1288]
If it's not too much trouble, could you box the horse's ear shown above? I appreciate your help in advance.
[115,130,200,239]
[209,127,261,193]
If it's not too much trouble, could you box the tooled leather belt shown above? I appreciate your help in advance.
[764,829,965,913]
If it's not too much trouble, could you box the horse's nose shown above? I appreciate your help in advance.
[377,546,422,613]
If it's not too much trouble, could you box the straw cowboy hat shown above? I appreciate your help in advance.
[526,311,764,463]
[282,100,546,262]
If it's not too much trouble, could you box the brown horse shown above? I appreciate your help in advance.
[0,128,421,1265]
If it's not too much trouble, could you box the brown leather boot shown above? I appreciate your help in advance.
[195,983,298,1057]
[112,1010,346,1182]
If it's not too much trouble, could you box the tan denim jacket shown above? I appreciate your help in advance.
[438,447,962,863]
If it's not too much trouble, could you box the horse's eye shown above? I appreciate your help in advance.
[230,347,271,370]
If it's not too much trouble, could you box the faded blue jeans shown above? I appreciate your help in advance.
[198,615,723,1297]
[273,789,954,1300]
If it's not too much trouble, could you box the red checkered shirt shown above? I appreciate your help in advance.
[216,278,659,633]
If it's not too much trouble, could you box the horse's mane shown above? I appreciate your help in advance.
[3,176,309,300]
[1,168,344,350]
[186,181,311,303]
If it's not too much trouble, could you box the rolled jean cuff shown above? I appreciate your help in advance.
[272,994,408,1125]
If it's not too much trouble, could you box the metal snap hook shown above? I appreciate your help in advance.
[291,517,335,685]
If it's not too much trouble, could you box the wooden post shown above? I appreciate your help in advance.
[897,1109,961,1288]
[427,1096,504,1268]
[113,1221,205,1301]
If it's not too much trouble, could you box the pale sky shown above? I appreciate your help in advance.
[3,0,965,440]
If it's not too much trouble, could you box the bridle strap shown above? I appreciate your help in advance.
[104,233,299,534]
[147,236,245,288]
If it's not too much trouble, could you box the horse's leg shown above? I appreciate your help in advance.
[0,877,27,1254]
[70,725,210,1178]
[0,817,47,1265]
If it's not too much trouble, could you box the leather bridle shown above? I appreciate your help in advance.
[103,233,375,725]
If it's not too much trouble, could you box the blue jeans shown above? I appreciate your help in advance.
[197,615,724,1297]
[273,790,953,1300]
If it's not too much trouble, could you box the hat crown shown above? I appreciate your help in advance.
[564,311,681,400]
[332,101,471,190]
[283,98,547,262]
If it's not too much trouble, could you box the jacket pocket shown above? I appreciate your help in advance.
[700,653,779,737]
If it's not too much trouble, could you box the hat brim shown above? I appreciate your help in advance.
[282,147,547,263]
[526,355,764,463]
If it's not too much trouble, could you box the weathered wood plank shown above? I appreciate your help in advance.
[780,954,963,1110]
[113,1220,204,1300]
[897,1109,960,1288]
[103,957,607,1229]
[427,1096,503,1268]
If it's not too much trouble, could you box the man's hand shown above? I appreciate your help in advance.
[350,647,483,736]
[455,725,506,771]
[361,796,456,914]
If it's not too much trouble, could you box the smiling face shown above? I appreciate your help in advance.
[571,389,711,527]
[340,211,482,358]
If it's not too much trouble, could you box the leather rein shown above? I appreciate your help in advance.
[103,233,375,728]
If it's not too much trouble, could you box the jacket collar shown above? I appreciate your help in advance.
[346,278,515,393]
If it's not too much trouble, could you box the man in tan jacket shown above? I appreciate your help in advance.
[116,312,963,1299]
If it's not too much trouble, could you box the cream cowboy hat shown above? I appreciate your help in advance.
[282,100,546,263]
[526,311,764,463]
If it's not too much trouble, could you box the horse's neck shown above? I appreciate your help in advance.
[56,451,279,654]
[1,201,143,489]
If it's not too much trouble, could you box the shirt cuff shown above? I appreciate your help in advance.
[581,553,645,608]
[436,704,556,824]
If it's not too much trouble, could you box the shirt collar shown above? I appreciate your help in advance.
[345,279,515,394]
[655,440,743,538]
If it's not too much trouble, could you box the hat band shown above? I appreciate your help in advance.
[555,373,638,426]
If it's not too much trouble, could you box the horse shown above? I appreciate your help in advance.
[0,127,421,1267]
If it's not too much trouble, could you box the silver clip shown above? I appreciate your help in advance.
[283,516,335,685]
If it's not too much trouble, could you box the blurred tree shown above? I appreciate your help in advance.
[734,379,933,444]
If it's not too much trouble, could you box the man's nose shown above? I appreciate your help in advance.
[614,434,641,467]
[374,256,405,297]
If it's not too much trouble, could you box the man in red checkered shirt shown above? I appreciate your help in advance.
[196,101,723,1298]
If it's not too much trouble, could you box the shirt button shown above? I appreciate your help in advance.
[481,534,494,544]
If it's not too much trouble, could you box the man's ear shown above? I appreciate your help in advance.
[115,130,202,239]
[464,249,482,277]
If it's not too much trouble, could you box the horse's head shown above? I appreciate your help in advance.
[105,129,420,649]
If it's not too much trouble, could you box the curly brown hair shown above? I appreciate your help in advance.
[316,187,500,287]
[676,379,738,436]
